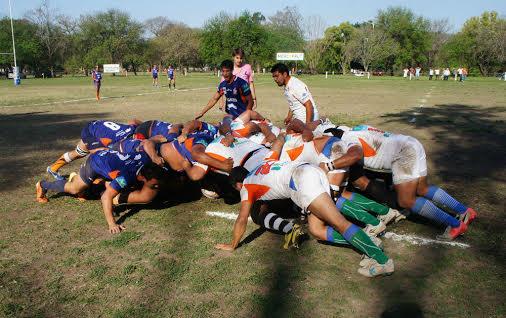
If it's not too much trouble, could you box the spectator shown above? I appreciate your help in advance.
[429,68,434,80]
[435,68,440,80]
[415,66,421,79]
[461,68,468,81]
[443,68,450,80]
[458,67,463,81]
[409,67,415,80]
[403,67,409,78]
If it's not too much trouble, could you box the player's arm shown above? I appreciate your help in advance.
[140,140,164,166]
[181,160,207,181]
[250,82,257,108]
[284,109,293,125]
[257,123,276,144]
[215,200,252,251]
[245,92,253,111]
[128,118,143,126]
[286,118,314,142]
[196,91,221,119]
[268,132,286,158]
[100,185,124,234]
[327,145,363,170]
[191,144,233,172]
[177,119,202,143]
[303,100,314,124]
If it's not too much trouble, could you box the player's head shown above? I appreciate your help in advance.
[271,63,290,86]
[138,162,166,189]
[229,166,249,191]
[220,60,234,80]
[95,65,99,70]
[232,48,245,67]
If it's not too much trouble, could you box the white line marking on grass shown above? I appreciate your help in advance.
[206,211,470,248]
[384,232,470,248]
[206,211,252,221]
[0,86,214,109]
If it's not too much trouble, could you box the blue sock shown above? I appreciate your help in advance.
[411,197,460,228]
[41,180,66,193]
[425,186,467,214]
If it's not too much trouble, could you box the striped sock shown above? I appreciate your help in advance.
[263,213,294,234]
[425,186,467,214]
[411,197,460,227]
[336,197,380,226]
[349,193,390,215]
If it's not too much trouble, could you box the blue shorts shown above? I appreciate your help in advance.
[80,124,103,150]
[168,75,174,80]
[152,74,158,79]
[79,157,100,185]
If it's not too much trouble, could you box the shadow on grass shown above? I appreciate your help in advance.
[0,111,112,192]
[377,103,506,316]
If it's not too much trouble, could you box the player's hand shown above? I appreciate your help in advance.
[177,134,188,143]
[221,134,235,147]
[283,117,291,125]
[220,158,233,172]
[153,156,165,167]
[109,223,125,234]
[252,99,257,110]
[215,243,235,251]
[302,128,314,142]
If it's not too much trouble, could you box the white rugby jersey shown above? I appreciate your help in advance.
[205,136,269,173]
[240,154,307,203]
[284,76,319,122]
[340,125,410,170]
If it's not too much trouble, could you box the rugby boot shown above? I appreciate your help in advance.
[437,221,468,241]
[358,258,394,278]
[35,181,48,203]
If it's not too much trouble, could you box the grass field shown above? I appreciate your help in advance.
[0,74,505,318]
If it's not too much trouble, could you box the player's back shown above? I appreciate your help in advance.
[88,120,135,141]
[206,137,267,173]
[90,149,148,180]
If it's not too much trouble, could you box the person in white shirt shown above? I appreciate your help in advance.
[435,68,440,80]
[403,68,409,78]
[429,69,434,80]
[270,63,319,125]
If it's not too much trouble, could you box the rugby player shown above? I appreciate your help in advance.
[216,133,394,277]
[46,119,142,180]
[270,63,319,125]
[36,149,165,234]
[324,125,477,240]
[133,119,182,143]
[167,65,175,89]
[196,60,253,120]
[91,65,102,101]
[152,65,159,87]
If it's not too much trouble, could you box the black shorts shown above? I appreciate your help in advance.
[250,199,300,226]
[79,157,100,185]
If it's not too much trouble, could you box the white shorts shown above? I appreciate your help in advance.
[392,137,427,184]
[289,164,330,210]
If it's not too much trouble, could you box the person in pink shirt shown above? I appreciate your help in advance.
[220,48,257,110]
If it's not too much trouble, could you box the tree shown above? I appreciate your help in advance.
[427,19,451,67]
[376,7,431,70]
[26,0,65,77]
[347,26,399,72]
[303,15,327,73]
[322,22,355,74]
[0,18,42,75]
[157,23,201,68]
[199,12,232,67]
[144,16,175,37]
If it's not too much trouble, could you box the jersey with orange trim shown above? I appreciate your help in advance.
[81,120,136,150]
[279,133,319,164]
[340,125,410,170]
[205,136,268,173]
[240,153,308,203]
[89,149,149,191]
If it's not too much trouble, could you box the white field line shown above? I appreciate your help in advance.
[206,211,470,248]
[0,86,214,109]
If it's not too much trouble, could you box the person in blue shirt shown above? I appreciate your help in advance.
[46,119,142,180]
[196,60,253,120]
[91,65,102,100]
[167,65,176,90]
[36,149,166,234]
[152,64,159,87]
[133,120,182,142]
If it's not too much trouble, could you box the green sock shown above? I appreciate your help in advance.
[336,198,380,225]
[326,225,388,264]
[349,193,390,215]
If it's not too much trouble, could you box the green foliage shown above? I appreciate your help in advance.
[0,18,42,71]
[322,22,355,73]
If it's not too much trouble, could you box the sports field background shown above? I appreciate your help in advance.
[0,74,505,317]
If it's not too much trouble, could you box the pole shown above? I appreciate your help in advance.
[8,0,20,86]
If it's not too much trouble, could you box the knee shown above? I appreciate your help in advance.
[397,196,416,209]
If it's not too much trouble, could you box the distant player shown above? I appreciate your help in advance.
[46,119,141,180]
[196,59,253,120]
[167,65,176,89]
[270,63,319,125]
[36,150,166,234]
[152,65,159,87]
[92,65,102,100]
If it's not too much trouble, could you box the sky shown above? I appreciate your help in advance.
[1,0,505,32]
